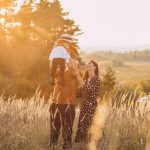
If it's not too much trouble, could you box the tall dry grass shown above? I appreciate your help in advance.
[0,90,150,150]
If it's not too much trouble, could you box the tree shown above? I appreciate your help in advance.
[100,66,117,100]
[0,0,82,98]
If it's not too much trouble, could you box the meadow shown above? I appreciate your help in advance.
[0,50,150,150]
[82,50,150,84]
[0,89,150,150]
[1,1,150,149]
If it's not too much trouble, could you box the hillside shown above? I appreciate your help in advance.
[81,49,150,83]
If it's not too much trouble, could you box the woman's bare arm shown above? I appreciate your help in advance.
[66,58,85,88]
[73,68,85,88]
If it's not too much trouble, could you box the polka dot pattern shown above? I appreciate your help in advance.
[75,76,100,142]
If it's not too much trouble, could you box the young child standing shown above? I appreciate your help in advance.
[49,34,79,86]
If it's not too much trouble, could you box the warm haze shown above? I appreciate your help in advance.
[0,1,150,150]
[61,0,150,51]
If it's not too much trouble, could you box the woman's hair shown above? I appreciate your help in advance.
[83,60,99,80]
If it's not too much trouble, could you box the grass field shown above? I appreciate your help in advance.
[99,61,150,83]
[1,91,150,150]
[0,51,150,150]
[82,52,150,84]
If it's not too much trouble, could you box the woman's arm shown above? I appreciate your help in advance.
[74,71,85,88]
[67,58,85,88]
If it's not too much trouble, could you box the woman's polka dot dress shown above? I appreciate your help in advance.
[75,76,100,142]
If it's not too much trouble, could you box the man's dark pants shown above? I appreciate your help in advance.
[49,103,75,149]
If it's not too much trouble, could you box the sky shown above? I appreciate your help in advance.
[60,0,150,49]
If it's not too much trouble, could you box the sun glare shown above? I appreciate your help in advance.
[0,18,5,25]
[0,8,7,15]
[13,0,24,14]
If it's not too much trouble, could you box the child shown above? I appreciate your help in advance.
[49,34,79,86]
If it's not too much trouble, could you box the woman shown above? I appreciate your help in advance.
[73,60,100,143]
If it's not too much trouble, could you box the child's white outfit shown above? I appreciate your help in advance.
[49,46,70,63]
[49,45,71,86]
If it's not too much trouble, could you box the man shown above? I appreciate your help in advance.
[49,59,79,149]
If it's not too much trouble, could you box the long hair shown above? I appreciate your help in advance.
[83,60,99,80]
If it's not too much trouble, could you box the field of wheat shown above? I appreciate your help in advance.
[0,90,150,150]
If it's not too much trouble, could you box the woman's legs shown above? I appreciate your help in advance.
[75,113,90,142]
[75,104,96,143]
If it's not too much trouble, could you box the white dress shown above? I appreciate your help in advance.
[49,46,70,63]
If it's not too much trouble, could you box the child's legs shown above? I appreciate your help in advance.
[57,58,65,80]
[50,58,60,80]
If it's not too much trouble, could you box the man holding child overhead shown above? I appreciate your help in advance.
[49,34,79,149]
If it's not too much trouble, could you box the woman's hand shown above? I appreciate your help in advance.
[67,59,79,72]
[73,68,85,88]
[67,58,84,88]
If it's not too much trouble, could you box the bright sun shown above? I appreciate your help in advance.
[0,8,7,15]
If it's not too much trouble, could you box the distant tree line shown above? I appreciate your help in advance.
[84,49,150,62]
